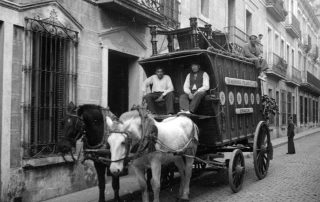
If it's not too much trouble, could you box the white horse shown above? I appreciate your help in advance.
[106,109,198,202]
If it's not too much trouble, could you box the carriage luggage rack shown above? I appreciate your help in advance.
[150,18,254,64]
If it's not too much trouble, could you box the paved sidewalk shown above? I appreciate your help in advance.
[43,127,320,202]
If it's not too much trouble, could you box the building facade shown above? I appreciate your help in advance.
[0,0,178,201]
[0,0,319,201]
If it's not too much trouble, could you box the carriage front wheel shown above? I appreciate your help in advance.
[253,121,272,180]
[228,149,245,193]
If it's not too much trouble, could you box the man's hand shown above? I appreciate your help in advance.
[188,93,194,100]
[155,95,165,102]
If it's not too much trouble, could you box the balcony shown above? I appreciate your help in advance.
[310,45,319,61]
[97,0,164,25]
[299,34,312,53]
[285,13,301,38]
[300,71,320,95]
[267,52,288,79]
[266,0,287,22]
[286,66,302,86]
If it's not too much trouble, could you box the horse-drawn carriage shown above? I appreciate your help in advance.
[138,18,273,193]
[60,18,274,202]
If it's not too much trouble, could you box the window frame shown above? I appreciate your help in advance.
[23,16,78,159]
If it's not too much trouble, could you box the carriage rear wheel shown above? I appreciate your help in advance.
[228,149,245,193]
[253,121,272,180]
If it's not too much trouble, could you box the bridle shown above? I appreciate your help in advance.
[107,130,133,163]
[60,113,85,163]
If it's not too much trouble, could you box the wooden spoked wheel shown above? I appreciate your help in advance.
[228,149,245,193]
[253,121,272,180]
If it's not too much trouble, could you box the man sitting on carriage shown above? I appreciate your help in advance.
[243,35,268,81]
[179,63,210,114]
[142,67,175,115]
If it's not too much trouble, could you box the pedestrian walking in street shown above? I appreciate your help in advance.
[287,116,296,154]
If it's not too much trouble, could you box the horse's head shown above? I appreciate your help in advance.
[57,102,84,154]
[107,110,142,175]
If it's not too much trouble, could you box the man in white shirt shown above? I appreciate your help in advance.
[142,67,174,114]
[179,63,209,114]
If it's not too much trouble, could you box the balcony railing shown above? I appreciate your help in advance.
[267,52,288,78]
[224,26,263,56]
[292,66,302,84]
[97,0,179,28]
[266,0,287,22]
[285,13,301,38]
[307,71,320,88]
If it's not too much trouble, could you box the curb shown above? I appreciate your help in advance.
[272,129,320,149]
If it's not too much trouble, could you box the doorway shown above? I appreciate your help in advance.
[108,50,137,117]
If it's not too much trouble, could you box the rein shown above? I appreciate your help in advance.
[107,107,198,163]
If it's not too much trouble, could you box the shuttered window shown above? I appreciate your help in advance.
[24,14,78,158]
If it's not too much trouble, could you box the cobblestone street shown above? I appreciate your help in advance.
[121,133,320,202]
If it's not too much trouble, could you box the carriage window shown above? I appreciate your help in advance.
[24,15,78,158]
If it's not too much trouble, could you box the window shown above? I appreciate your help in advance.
[309,98,312,123]
[316,101,319,123]
[300,96,303,124]
[276,91,280,126]
[24,16,78,157]
[274,34,279,55]
[161,0,180,27]
[281,90,287,125]
[313,100,316,123]
[305,97,308,123]
[280,39,284,58]
[286,44,290,64]
[200,0,209,18]
[291,49,294,67]
[287,92,292,121]
[267,27,272,62]
[246,10,252,36]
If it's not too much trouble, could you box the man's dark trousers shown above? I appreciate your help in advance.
[144,92,175,114]
[179,91,206,113]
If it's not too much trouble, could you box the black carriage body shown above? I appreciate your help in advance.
[139,49,261,148]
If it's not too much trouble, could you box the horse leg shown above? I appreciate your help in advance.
[94,162,106,202]
[180,156,195,201]
[133,166,149,202]
[150,159,161,202]
[112,175,121,202]
[174,157,186,199]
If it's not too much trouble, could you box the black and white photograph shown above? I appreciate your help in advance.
[0,0,320,201]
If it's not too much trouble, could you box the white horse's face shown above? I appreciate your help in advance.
[106,115,141,175]
[108,131,127,175]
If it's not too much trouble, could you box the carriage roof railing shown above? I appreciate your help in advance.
[149,17,255,64]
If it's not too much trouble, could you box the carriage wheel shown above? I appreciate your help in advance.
[228,149,245,193]
[253,121,272,180]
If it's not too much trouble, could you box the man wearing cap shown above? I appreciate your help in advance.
[179,63,209,114]
[142,67,175,115]
[243,35,268,81]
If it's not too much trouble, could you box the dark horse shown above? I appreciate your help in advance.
[58,102,122,202]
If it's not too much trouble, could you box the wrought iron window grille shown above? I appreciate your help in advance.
[23,10,78,158]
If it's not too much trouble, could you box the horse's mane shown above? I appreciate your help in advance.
[119,110,139,122]
[78,104,102,115]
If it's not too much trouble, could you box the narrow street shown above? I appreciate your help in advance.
[120,133,320,202]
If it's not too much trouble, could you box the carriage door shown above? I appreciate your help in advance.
[108,50,136,117]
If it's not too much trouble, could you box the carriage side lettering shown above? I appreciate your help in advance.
[225,77,258,88]
[235,108,254,114]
